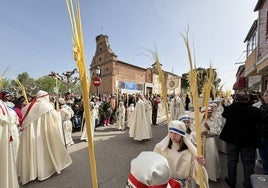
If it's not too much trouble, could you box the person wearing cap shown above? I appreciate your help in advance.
[126,151,183,188]
[0,93,20,188]
[178,114,192,134]
[129,93,152,141]
[116,101,126,130]
[198,106,222,182]
[154,120,209,188]
[178,114,197,147]
[17,90,72,185]
[58,97,75,147]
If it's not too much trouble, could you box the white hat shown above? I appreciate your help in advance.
[168,120,186,137]
[208,102,217,108]
[90,101,95,107]
[178,114,191,122]
[35,90,49,102]
[127,151,171,188]
[36,90,48,98]
[200,106,212,113]
[58,97,66,105]
[168,120,197,156]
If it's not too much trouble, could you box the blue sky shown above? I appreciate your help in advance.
[0,0,258,91]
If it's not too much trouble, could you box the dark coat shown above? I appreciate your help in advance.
[220,102,265,148]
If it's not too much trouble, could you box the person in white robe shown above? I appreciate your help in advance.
[116,101,125,130]
[129,93,152,141]
[58,97,74,147]
[5,101,20,163]
[2,92,20,162]
[170,94,185,120]
[80,102,97,141]
[17,90,72,185]
[0,98,19,188]
[126,103,135,128]
[154,120,209,188]
[199,106,222,182]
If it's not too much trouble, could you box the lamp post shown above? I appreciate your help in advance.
[95,66,101,96]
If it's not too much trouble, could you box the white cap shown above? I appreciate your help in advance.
[168,120,197,156]
[178,114,191,122]
[168,120,186,136]
[127,151,171,187]
[58,97,66,105]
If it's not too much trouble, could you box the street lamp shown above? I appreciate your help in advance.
[96,66,101,76]
[95,66,101,96]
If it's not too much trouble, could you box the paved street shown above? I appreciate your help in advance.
[21,119,263,188]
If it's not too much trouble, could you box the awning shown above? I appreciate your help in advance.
[233,77,247,90]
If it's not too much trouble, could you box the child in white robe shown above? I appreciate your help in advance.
[154,120,209,188]
[116,101,125,130]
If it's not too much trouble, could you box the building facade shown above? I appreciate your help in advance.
[89,34,181,96]
[238,0,268,92]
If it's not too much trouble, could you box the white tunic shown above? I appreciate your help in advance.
[0,100,19,188]
[200,117,222,182]
[129,99,152,141]
[116,105,125,130]
[154,135,209,188]
[59,104,74,146]
[17,92,72,185]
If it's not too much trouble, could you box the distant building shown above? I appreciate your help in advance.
[89,34,181,96]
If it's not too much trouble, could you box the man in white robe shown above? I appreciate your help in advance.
[17,90,72,185]
[129,94,152,141]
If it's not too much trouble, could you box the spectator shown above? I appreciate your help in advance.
[220,90,268,188]
[185,94,191,111]
[257,90,268,175]
[151,95,160,125]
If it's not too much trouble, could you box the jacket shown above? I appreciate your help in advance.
[220,102,266,148]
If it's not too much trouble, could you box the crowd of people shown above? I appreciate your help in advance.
[1,88,268,188]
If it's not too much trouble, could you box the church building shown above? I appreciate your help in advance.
[89,34,181,96]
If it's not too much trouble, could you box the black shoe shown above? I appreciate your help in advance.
[225,177,236,188]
